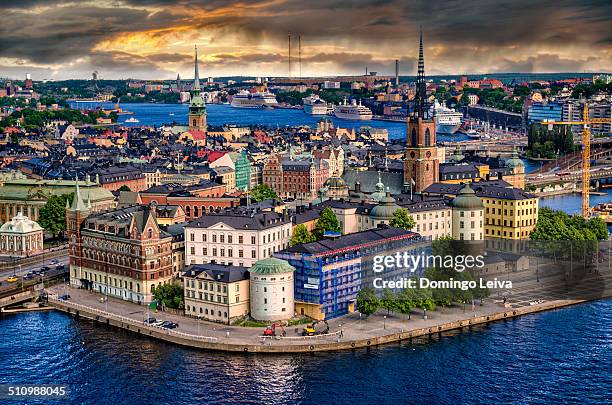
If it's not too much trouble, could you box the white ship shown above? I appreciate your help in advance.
[125,117,140,123]
[230,90,278,108]
[333,98,373,120]
[431,100,462,134]
[302,94,329,115]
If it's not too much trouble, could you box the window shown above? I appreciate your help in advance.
[220,235,225,243]
[190,247,195,255]
[238,250,243,258]
[202,234,207,242]
[190,233,195,241]
[213,234,217,243]
[251,250,256,258]
[238,235,243,244]
[424,128,431,146]
[203,247,207,256]
[228,235,233,243]
[251,236,256,244]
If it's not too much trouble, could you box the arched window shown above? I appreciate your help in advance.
[425,128,431,146]
[411,128,417,147]
[185,206,191,217]
[193,206,199,217]
[192,119,197,127]
[148,229,153,239]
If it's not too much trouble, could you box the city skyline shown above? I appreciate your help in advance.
[0,0,611,80]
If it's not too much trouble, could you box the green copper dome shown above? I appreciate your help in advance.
[369,191,400,220]
[452,184,484,210]
[250,257,295,275]
[505,148,524,169]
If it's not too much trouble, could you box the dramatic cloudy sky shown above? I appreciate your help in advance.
[1,0,611,80]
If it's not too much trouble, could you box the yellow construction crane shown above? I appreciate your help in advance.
[546,103,609,217]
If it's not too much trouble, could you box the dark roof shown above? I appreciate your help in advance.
[183,263,249,283]
[424,182,535,200]
[186,209,291,230]
[285,227,418,255]
[394,194,452,212]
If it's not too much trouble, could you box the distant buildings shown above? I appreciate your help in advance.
[263,154,329,201]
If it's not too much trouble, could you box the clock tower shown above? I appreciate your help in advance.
[404,29,439,193]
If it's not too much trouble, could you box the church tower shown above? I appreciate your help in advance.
[404,29,439,193]
[188,45,207,133]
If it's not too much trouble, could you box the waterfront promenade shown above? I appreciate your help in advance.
[45,271,611,353]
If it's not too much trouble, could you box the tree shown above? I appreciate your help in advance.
[289,224,316,246]
[356,287,379,318]
[250,184,278,202]
[118,185,131,192]
[389,208,416,230]
[396,287,417,318]
[313,207,341,239]
[381,289,397,315]
[152,283,184,309]
[38,193,73,238]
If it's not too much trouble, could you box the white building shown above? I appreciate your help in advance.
[451,184,484,241]
[0,212,44,257]
[184,209,293,267]
[249,257,295,321]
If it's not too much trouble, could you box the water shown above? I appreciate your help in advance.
[70,102,469,142]
[0,300,609,404]
[540,189,611,215]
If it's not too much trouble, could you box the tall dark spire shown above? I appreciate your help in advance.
[193,45,201,92]
[414,27,427,119]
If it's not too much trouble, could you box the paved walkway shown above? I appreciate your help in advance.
[48,284,515,347]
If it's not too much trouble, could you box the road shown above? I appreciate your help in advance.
[0,253,69,293]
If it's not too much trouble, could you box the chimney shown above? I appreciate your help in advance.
[498,171,503,180]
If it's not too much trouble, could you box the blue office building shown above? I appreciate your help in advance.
[528,102,563,124]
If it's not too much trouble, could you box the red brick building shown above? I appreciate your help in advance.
[263,154,329,201]
[67,183,174,304]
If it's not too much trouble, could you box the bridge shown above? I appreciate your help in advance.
[534,146,612,174]
[526,166,612,187]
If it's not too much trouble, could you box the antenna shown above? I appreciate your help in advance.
[298,35,302,80]
[288,34,292,78]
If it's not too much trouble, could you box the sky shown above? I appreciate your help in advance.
[0,0,611,80]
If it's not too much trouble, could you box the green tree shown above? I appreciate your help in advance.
[38,193,73,238]
[389,208,416,230]
[356,287,379,318]
[118,185,131,192]
[250,184,278,202]
[152,283,184,309]
[381,289,397,315]
[313,207,341,239]
[289,224,316,246]
[395,287,417,318]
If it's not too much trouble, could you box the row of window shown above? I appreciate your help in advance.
[485,218,535,227]
[485,207,536,216]
[186,305,229,319]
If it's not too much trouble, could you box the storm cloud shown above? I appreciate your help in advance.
[0,0,610,79]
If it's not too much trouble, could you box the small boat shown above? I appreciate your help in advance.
[125,117,140,123]
[592,203,612,225]
[169,112,175,116]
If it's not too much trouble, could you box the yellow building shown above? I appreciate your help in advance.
[183,263,250,324]
[424,182,538,240]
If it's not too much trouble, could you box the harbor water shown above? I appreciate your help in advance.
[0,299,609,404]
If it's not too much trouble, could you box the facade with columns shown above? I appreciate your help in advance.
[0,177,115,224]
[0,212,44,257]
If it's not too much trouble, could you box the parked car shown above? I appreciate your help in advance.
[7,276,18,283]
[59,294,71,301]
[40,266,50,272]
[55,264,65,270]
[143,317,157,324]
[160,321,179,329]
[152,320,165,327]
[50,259,58,265]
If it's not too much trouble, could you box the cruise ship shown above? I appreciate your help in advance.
[302,94,329,115]
[431,100,463,134]
[230,90,278,108]
[333,98,373,120]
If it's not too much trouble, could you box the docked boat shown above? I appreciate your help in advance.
[125,117,140,123]
[431,100,462,134]
[230,90,278,108]
[333,98,373,120]
[303,94,329,115]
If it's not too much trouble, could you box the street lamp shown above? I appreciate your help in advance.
[383,315,386,330]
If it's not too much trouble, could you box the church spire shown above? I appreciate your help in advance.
[70,177,88,212]
[193,45,201,92]
[414,26,427,119]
